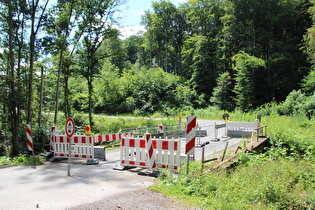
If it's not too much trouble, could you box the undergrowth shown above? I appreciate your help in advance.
[0,154,43,167]
[152,109,315,209]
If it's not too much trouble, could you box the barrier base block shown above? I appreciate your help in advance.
[138,170,160,178]
[113,164,136,171]
[86,159,99,165]
[40,151,54,157]
[49,157,67,162]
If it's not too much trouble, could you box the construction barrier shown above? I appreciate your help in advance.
[226,121,259,137]
[94,132,132,143]
[185,115,196,155]
[25,124,34,151]
[157,124,164,134]
[120,134,181,171]
[53,135,94,159]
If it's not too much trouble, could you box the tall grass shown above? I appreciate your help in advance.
[153,158,315,209]
[153,107,315,209]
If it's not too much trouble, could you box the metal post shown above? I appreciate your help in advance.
[202,147,205,163]
[67,137,71,176]
[31,147,36,169]
[186,155,190,174]
[214,122,217,139]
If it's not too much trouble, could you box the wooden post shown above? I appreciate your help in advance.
[221,141,229,161]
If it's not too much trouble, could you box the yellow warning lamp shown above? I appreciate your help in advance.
[85,125,92,135]
[178,114,182,119]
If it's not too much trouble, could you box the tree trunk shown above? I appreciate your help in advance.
[88,76,93,128]
[38,66,44,127]
[8,0,19,156]
[54,51,63,124]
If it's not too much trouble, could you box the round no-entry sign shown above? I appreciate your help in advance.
[65,118,75,137]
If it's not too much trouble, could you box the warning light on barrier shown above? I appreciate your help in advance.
[178,115,182,119]
[85,125,92,135]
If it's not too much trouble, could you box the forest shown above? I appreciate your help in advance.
[0,0,315,157]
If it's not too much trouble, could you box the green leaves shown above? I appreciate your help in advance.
[232,51,266,111]
[94,65,203,115]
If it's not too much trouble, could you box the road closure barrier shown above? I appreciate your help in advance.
[53,135,94,159]
[119,133,181,171]
[93,132,132,143]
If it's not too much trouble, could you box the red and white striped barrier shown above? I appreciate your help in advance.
[53,135,94,159]
[185,115,196,155]
[94,132,132,143]
[157,124,164,134]
[120,134,181,171]
[25,124,34,151]
[145,133,156,169]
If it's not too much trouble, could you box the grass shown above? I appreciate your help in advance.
[151,108,315,209]
[0,154,44,168]
[153,158,315,209]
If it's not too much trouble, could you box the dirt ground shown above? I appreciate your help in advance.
[69,188,197,210]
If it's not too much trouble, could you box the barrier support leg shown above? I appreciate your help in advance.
[186,155,190,174]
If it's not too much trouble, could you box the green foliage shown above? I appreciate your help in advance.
[156,156,315,209]
[94,65,204,115]
[153,107,315,209]
[302,69,315,95]
[232,51,266,111]
[210,71,235,111]
[271,89,315,120]
[0,154,43,167]
[278,90,306,115]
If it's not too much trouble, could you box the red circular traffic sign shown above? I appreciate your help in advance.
[65,118,75,137]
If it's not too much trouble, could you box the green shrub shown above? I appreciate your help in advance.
[0,154,42,167]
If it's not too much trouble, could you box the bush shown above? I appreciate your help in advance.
[94,66,204,115]
[279,90,306,115]
[0,154,43,167]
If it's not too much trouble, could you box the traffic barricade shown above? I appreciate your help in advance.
[119,133,181,171]
[53,135,94,159]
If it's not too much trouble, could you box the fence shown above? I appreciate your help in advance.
[121,124,184,138]
[53,135,94,159]
[93,132,133,143]
[120,134,181,171]
[226,121,259,137]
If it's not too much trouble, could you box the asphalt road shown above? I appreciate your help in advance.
[0,119,245,210]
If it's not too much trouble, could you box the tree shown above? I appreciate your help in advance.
[141,0,187,74]
[6,0,19,156]
[181,0,225,100]
[303,0,315,95]
[232,51,265,111]
[27,0,50,124]
[230,0,311,102]
[75,0,122,127]
[210,71,234,111]
[47,0,77,123]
